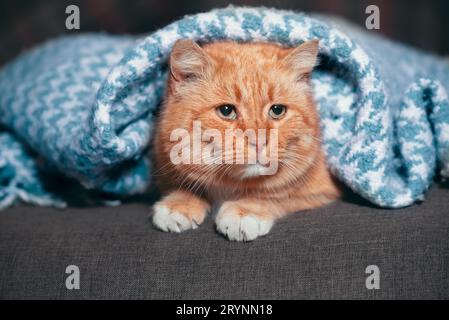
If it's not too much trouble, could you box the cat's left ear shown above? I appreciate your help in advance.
[169,39,212,82]
[282,39,319,78]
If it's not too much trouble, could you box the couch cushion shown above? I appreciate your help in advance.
[0,184,448,299]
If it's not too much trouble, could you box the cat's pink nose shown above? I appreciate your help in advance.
[249,141,266,152]
[256,160,271,168]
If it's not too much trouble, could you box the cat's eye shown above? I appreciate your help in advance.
[216,104,237,120]
[269,104,287,119]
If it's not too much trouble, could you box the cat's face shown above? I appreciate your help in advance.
[156,40,321,189]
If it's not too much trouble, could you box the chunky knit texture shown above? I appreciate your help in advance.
[1,6,449,209]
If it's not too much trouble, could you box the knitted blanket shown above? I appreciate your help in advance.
[1,6,449,209]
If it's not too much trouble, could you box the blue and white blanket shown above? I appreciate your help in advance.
[1,6,448,209]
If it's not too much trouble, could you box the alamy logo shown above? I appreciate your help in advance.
[365,265,380,290]
[65,5,80,30]
[65,265,80,290]
[169,121,279,175]
[365,5,380,30]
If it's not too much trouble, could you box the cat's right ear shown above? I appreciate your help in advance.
[282,39,319,80]
[169,39,211,82]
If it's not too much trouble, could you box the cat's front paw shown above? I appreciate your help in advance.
[152,191,210,233]
[215,202,274,242]
[152,203,199,232]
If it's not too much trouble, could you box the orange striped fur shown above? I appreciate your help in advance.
[151,40,342,241]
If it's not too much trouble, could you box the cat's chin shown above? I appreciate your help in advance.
[237,163,278,180]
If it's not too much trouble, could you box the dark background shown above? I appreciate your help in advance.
[0,0,448,66]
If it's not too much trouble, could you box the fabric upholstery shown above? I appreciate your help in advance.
[1,184,448,299]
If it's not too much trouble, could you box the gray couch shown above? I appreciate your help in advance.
[0,183,448,299]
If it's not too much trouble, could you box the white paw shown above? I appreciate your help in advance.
[215,207,273,242]
[152,203,199,233]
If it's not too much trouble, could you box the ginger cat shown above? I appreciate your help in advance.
[151,39,341,241]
